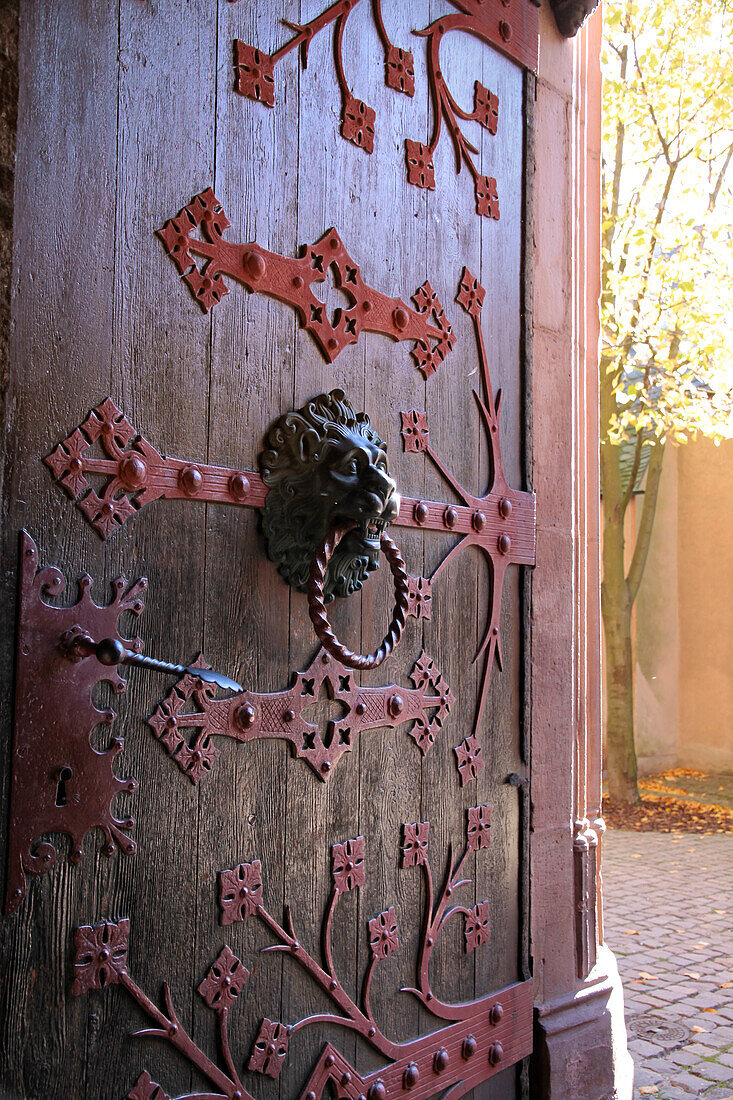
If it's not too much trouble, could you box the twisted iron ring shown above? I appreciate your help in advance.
[307,523,409,670]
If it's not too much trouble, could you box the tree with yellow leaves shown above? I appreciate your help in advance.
[601,0,733,804]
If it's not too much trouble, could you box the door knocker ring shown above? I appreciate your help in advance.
[308,523,409,670]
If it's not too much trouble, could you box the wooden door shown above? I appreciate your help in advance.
[0,3,537,1098]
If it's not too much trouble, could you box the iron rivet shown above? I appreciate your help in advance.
[490,1003,504,1025]
[368,1082,386,1100]
[492,626,499,636]
[489,1042,503,1065]
[229,473,250,501]
[69,457,83,473]
[393,307,409,332]
[330,979,338,990]
[443,506,457,529]
[403,1063,420,1089]
[179,464,203,496]
[291,941,299,952]
[499,497,512,518]
[368,1027,376,1038]
[322,653,329,664]
[499,20,512,40]
[236,704,256,730]
[341,1073,352,1086]
[427,937,433,946]
[434,1049,449,1073]
[293,275,304,288]
[322,760,332,772]
[363,300,372,312]
[168,1024,178,1037]
[329,237,339,250]
[497,533,511,555]
[414,501,429,525]
[472,510,486,532]
[446,886,453,897]
[463,1035,478,1059]
[426,992,433,1001]
[355,702,366,715]
[325,1056,335,1068]
[306,1093,317,1100]
[283,709,295,723]
[388,693,404,718]
[243,250,266,280]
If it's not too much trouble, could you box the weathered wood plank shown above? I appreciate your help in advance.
[0,3,120,1096]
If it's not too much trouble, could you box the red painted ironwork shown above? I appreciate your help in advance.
[408,17,505,218]
[232,3,538,218]
[147,647,453,783]
[46,266,535,786]
[399,266,535,775]
[307,524,410,670]
[454,732,485,786]
[72,811,532,1100]
[157,190,451,364]
[233,1,416,156]
[4,532,143,915]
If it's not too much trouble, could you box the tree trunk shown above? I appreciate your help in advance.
[601,561,639,805]
[601,469,640,804]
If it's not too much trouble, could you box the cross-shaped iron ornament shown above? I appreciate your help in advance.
[156,189,453,366]
[147,647,454,784]
[45,266,535,761]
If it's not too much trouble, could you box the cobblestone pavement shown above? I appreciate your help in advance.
[604,830,733,1099]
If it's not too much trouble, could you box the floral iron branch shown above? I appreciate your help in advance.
[147,647,454,785]
[233,2,538,218]
[400,807,493,1018]
[407,12,502,218]
[401,268,534,767]
[72,811,532,1100]
[71,919,249,1100]
[234,1,415,157]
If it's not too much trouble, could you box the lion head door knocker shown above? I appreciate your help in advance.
[260,389,408,670]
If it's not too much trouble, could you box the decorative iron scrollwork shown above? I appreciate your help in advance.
[231,1,539,217]
[71,812,533,1100]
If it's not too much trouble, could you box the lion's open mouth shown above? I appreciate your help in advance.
[359,515,389,549]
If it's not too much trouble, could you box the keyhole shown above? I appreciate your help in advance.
[55,767,72,807]
[312,263,352,328]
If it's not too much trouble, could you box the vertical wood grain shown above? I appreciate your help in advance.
[0,3,532,1098]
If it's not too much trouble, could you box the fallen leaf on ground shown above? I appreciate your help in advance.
[691,1025,707,1033]
[703,1008,718,1013]
[639,1088,659,1095]
[719,981,733,989]
[625,929,640,935]
[685,972,701,980]
[604,792,733,834]
[638,972,656,980]
[714,909,727,915]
